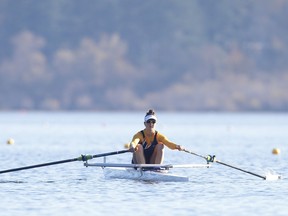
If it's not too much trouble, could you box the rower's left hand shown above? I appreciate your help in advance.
[176,145,184,151]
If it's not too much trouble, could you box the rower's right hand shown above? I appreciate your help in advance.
[129,142,136,152]
[129,147,135,152]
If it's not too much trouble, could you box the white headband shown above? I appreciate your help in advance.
[144,114,157,122]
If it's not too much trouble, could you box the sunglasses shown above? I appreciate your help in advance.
[146,119,156,124]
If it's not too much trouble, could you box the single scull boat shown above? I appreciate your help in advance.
[84,162,211,182]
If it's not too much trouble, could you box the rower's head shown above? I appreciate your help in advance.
[144,109,157,127]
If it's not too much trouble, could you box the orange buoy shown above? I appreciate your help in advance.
[272,148,280,155]
[7,138,15,145]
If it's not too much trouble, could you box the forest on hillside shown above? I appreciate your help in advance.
[0,0,288,111]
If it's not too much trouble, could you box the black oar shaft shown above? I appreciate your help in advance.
[92,150,130,158]
[0,158,78,174]
[0,149,131,175]
[183,149,207,160]
[216,161,266,180]
[183,149,266,180]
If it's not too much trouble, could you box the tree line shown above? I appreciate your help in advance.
[0,0,287,111]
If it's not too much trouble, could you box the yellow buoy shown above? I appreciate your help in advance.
[272,148,280,155]
[7,138,15,145]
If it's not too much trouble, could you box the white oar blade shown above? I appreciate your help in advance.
[265,174,282,181]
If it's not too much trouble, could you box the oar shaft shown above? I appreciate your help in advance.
[0,149,131,175]
[0,158,78,174]
[183,149,207,160]
[183,149,267,180]
[92,149,130,158]
[216,161,266,180]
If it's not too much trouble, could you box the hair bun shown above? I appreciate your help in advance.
[146,109,155,116]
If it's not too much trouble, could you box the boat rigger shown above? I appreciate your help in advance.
[84,162,211,182]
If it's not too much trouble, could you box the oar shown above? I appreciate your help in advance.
[0,149,131,174]
[183,149,281,180]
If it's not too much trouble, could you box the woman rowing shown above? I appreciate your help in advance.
[129,109,184,164]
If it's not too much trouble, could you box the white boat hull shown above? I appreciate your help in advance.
[84,162,211,182]
[103,167,189,182]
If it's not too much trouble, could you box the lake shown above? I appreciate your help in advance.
[0,112,287,216]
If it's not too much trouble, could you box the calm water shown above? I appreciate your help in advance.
[0,112,287,216]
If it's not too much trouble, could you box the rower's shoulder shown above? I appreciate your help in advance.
[155,131,166,138]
